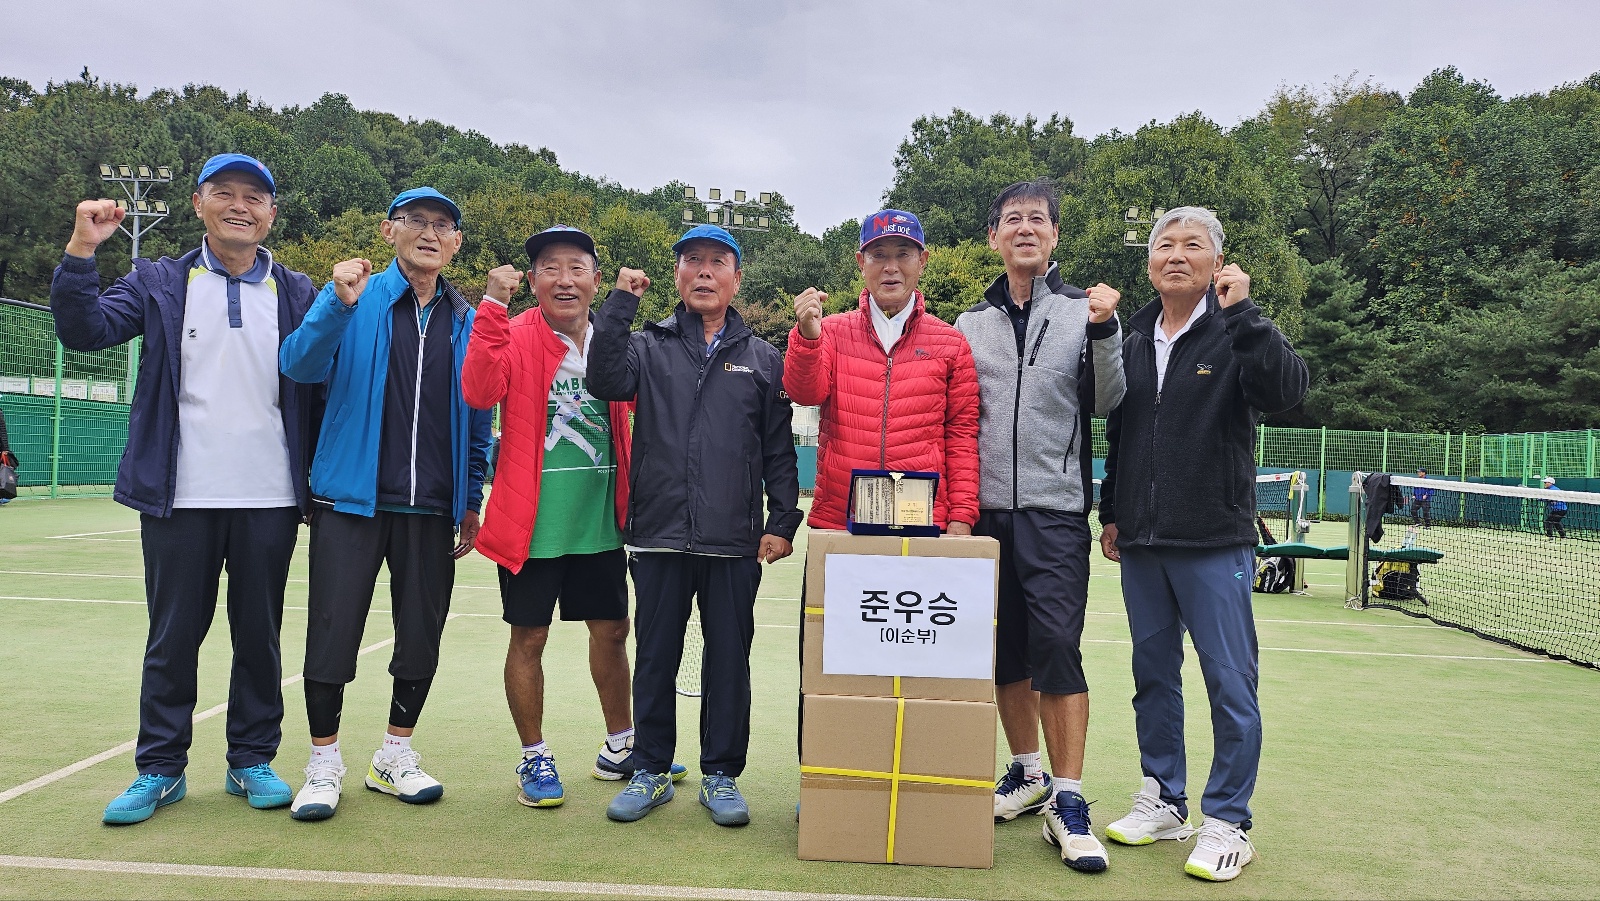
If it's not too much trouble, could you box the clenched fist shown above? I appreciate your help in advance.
[1085,282,1121,324]
[1215,263,1251,308]
[793,287,827,340]
[66,199,126,258]
[484,265,524,304]
[614,267,650,297]
[332,258,373,307]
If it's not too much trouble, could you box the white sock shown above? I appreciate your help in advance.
[382,732,412,754]
[1013,752,1043,778]
[1053,776,1082,794]
[606,728,635,752]
[522,741,548,758]
[310,741,341,765]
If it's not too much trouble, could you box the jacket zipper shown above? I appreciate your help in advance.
[409,296,429,506]
[879,354,894,468]
[1063,417,1079,473]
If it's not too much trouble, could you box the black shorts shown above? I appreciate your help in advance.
[498,548,628,628]
[976,509,1091,695]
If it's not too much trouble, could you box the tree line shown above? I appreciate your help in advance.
[2,67,1596,432]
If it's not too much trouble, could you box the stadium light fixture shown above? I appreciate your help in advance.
[155,166,173,181]
[682,208,693,222]
[708,188,722,202]
[1124,206,1140,222]
[136,165,152,179]
[684,186,697,200]
[733,213,744,226]
[117,165,133,178]
[97,160,173,400]
[734,190,746,202]
[682,182,776,234]
[99,164,116,179]
[760,192,772,205]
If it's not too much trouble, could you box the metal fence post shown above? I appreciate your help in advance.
[1257,423,1265,466]
[51,340,64,498]
[1318,425,1327,516]
[1442,432,1451,477]
[1588,429,1596,480]
[1380,428,1389,472]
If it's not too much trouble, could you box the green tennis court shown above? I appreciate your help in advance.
[2,497,1597,900]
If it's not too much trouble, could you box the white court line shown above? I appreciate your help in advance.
[0,571,499,591]
[0,620,426,806]
[1083,637,1545,662]
[42,528,140,539]
[0,596,392,615]
[0,855,955,901]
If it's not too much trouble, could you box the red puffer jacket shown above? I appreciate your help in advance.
[462,301,632,574]
[784,291,979,530]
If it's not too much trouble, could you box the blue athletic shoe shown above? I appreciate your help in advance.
[224,763,292,809]
[605,771,675,822]
[103,773,186,824]
[593,738,688,782]
[516,752,565,808]
[699,773,750,827]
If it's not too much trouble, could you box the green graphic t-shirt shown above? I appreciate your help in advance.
[530,332,624,558]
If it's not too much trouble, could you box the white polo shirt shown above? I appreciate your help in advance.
[171,242,296,508]
[1152,299,1207,392]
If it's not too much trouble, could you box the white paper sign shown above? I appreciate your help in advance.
[821,553,996,680]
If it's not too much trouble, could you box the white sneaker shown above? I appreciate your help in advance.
[366,746,443,804]
[993,763,1053,821]
[1041,790,1108,872]
[1183,818,1255,881]
[290,760,345,821]
[1105,776,1196,845]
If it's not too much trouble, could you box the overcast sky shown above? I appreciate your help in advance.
[4,1,1595,234]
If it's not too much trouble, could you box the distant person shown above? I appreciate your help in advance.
[0,404,15,504]
[588,224,801,827]
[783,209,979,533]
[955,180,1126,874]
[1410,469,1433,528]
[1542,476,1568,538]
[52,153,319,824]
[1099,207,1308,882]
[461,225,684,810]
[278,187,493,821]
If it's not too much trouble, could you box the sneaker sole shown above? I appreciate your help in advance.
[1106,824,1195,846]
[994,797,1050,822]
[517,791,565,808]
[290,802,337,821]
[700,798,750,827]
[365,778,444,804]
[103,781,186,825]
[1185,858,1249,881]
[1043,829,1109,873]
[225,777,292,810]
[594,762,689,782]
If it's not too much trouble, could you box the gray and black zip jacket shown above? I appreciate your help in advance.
[955,264,1125,514]
[1099,288,1309,549]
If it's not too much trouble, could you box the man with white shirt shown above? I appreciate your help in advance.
[1097,207,1308,882]
[461,226,685,811]
[52,153,319,824]
[783,209,979,534]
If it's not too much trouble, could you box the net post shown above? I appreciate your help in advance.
[51,340,64,499]
[1345,471,1365,609]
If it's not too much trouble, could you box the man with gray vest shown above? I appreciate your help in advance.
[956,179,1124,873]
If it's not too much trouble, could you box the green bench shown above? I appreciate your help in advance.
[1256,543,1349,560]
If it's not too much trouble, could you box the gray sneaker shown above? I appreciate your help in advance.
[606,771,674,822]
[698,773,750,826]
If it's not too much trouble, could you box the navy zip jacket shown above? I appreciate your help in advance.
[50,249,320,517]
[587,289,802,556]
[1100,289,1308,549]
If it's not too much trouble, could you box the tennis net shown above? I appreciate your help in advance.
[1362,475,1599,668]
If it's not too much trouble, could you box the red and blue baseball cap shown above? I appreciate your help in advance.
[525,224,596,263]
[387,187,461,227]
[860,209,924,250]
[198,153,276,194]
[673,224,742,267]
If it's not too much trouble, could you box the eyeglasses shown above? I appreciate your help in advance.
[390,214,459,234]
[863,248,919,265]
[536,265,595,278]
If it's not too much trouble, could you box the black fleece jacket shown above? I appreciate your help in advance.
[1100,289,1308,549]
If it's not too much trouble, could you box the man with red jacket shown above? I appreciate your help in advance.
[784,209,979,533]
[462,226,683,811]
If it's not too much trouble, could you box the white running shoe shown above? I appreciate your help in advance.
[1105,776,1196,845]
[366,747,443,804]
[290,760,346,821]
[993,763,1053,822]
[1041,790,1108,872]
[1183,818,1255,881]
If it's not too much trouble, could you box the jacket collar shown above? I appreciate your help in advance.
[372,259,469,321]
[982,262,1065,310]
[1130,285,1217,339]
[855,289,925,325]
[652,301,751,345]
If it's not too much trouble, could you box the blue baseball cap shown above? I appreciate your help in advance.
[860,209,925,250]
[387,187,461,227]
[198,153,276,194]
[672,224,741,267]
[525,224,596,264]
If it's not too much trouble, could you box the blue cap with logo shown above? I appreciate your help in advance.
[198,153,276,194]
[672,224,742,267]
[525,224,596,264]
[860,209,925,250]
[387,187,461,227]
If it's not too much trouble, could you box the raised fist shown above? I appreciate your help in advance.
[332,258,373,307]
[66,199,126,257]
[793,287,827,340]
[1215,263,1251,308]
[1085,283,1121,324]
[484,264,524,304]
[614,267,650,297]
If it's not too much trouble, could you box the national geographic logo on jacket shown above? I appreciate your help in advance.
[724,362,754,373]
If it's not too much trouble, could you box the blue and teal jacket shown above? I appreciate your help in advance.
[279,260,492,525]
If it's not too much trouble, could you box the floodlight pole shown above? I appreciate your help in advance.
[682,186,775,233]
[99,165,173,398]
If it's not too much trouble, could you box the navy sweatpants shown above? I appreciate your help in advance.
[629,553,762,777]
[1120,544,1260,829]
[136,507,301,775]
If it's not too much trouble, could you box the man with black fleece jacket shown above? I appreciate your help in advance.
[1097,207,1307,883]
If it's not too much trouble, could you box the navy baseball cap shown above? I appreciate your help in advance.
[525,224,597,264]
[387,187,461,227]
[672,224,741,267]
[197,153,276,194]
[860,209,925,250]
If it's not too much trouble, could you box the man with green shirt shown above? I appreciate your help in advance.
[462,226,683,809]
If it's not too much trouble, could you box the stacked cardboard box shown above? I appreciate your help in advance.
[797,530,1000,869]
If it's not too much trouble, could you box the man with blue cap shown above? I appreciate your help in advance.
[588,224,801,827]
[279,187,493,821]
[52,152,320,824]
